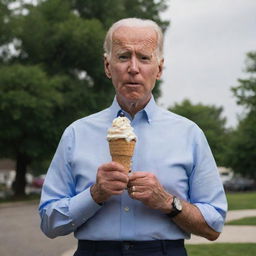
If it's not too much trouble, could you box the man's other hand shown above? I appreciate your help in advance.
[128,172,172,213]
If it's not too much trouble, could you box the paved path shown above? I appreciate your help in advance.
[226,209,256,222]
[187,226,256,244]
[187,209,256,244]
[0,201,76,256]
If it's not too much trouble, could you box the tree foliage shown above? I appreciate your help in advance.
[227,51,256,180]
[0,1,10,44]
[0,0,169,196]
[71,0,169,31]
[232,51,256,111]
[0,64,71,157]
[226,112,256,180]
[0,64,65,194]
[169,99,228,165]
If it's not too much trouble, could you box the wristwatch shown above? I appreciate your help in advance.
[167,196,182,218]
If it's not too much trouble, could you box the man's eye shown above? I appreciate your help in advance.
[140,56,151,61]
[118,55,129,60]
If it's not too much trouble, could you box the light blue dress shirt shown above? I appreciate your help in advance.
[39,96,227,240]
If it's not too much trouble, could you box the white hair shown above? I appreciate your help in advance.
[103,18,164,62]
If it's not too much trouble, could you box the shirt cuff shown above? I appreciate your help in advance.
[194,203,225,232]
[69,188,102,228]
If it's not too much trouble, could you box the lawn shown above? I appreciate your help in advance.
[186,243,256,256]
[226,191,256,210]
[226,216,256,225]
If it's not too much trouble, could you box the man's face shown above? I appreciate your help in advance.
[104,26,164,110]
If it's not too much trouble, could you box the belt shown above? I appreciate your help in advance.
[78,239,184,250]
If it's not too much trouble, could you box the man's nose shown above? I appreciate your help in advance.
[128,56,139,74]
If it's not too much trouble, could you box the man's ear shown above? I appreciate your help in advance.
[104,54,112,79]
[156,58,164,80]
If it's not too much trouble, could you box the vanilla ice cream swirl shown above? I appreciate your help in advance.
[107,116,137,142]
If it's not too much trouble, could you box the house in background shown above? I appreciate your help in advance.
[0,159,16,189]
[0,159,37,197]
[218,166,234,184]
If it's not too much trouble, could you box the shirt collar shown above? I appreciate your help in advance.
[143,95,157,123]
[109,95,158,124]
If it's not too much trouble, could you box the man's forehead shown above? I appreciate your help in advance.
[112,26,157,48]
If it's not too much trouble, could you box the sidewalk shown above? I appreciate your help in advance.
[0,201,76,256]
[187,226,256,244]
[226,209,256,222]
[62,209,256,256]
[187,209,256,244]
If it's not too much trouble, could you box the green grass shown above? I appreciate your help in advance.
[186,243,256,256]
[227,192,256,210]
[226,216,256,225]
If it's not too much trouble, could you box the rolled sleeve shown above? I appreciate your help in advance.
[189,128,227,232]
[194,203,226,232]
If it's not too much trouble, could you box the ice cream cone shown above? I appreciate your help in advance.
[107,116,137,173]
[109,139,136,173]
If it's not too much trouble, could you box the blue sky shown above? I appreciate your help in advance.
[159,0,256,128]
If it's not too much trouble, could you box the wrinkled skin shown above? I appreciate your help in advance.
[104,26,164,116]
[91,162,129,203]
[128,172,172,212]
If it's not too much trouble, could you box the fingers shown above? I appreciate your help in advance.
[128,185,146,194]
[127,185,136,195]
[128,185,148,199]
[128,171,149,182]
[97,164,129,188]
[91,162,130,203]
[98,162,129,183]
[128,172,157,188]
[127,172,171,211]
[93,167,165,208]
[104,181,128,192]
[100,161,128,175]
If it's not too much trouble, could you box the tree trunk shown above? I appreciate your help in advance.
[13,153,29,197]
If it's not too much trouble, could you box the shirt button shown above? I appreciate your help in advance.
[124,206,130,212]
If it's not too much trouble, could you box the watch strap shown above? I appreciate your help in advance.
[166,196,182,218]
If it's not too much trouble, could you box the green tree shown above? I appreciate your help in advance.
[0,0,169,196]
[71,0,169,31]
[169,99,228,165]
[0,64,63,196]
[232,51,256,111]
[0,0,15,61]
[226,113,256,180]
[0,1,10,45]
[227,51,256,180]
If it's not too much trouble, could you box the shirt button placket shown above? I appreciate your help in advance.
[124,206,129,212]
[120,193,135,239]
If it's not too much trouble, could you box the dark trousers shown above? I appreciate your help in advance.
[74,240,188,256]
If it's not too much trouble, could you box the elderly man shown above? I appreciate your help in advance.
[39,18,227,256]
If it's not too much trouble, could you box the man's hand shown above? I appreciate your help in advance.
[128,172,220,241]
[128,172,172,213]
[91,162,129,204]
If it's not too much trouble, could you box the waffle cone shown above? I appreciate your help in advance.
[109,139,136,173]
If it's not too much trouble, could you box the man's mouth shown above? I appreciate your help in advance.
[125,82,141,86]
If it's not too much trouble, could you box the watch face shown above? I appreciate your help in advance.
[174,197,182,211]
